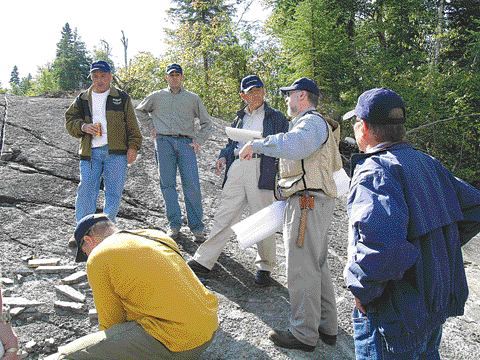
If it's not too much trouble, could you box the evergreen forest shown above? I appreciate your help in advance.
[2,0,479,186]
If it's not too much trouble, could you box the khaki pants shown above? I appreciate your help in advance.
[194,158,276,271]
[284,191,338,346]
[51,322,213,360]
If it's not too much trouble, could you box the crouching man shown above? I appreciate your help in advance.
[51,214,218,360]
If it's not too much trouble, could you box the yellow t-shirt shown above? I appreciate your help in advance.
[86,229,218,352]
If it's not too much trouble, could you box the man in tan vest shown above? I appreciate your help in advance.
[240,78,342,352]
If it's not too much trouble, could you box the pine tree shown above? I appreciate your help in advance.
[52,23,91,91]
[10,65,20,85]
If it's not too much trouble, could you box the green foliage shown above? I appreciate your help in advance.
[116,52,165,99]
[52,23,91,91]
[30,64,60,96]
[8,1,478,184]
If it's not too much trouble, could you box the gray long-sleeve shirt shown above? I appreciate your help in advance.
[251,108,328,160]
[135,87,212,144]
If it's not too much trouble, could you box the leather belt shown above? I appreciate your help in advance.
[234,154,261,160]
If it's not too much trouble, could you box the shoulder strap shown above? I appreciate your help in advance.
[118,230,184,260]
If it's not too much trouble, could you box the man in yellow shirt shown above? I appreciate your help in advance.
[53,213,218,360]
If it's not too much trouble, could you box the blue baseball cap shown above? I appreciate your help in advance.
[74,213,110,262]
[90,60,111,73]
[343,88,406,124]
[280,77,319,96]
[240,75,264,93]
[166,63,183,74]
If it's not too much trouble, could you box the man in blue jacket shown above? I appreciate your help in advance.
[343,88,480,359]
[188,75,288,286]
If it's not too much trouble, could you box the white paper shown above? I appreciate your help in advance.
[225,127,263,143]
[333,168,350,197]
[231,201,286,249]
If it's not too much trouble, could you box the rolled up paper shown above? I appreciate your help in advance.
[225,127,263,143]
[231,201,286,249]
[333,168,350,197]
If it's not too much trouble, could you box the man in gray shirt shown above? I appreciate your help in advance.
[136,63,212,240]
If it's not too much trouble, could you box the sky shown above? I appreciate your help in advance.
[0,0,271,88]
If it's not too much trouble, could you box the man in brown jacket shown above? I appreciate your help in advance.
[65,61,142,246]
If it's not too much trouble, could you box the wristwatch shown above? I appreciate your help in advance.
[0,305,11,323]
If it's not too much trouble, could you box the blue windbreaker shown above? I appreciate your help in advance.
[344,142,480,351]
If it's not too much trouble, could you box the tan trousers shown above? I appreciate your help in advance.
[194,158,276,271]
[52,321,212,360]
[284,191,338,346]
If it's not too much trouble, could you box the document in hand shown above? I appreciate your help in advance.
[333,168,350,197]
[231,201,287,249]
[225,127,263,143]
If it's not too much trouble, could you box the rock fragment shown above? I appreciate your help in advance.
[28,258,61,268]
[55,285,86,303]
[61,271,87,285]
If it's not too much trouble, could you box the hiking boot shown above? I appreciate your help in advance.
[166,228,180,239]
[254,270,272,287]
[192,231,206,243]
[68,235,77,248]
[187,259,210,276]
[318,330,337,346]
[268,329,315,352]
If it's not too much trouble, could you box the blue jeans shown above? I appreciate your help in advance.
[155,135,204,232]
[75,145,127,223]
[352,307,442,360]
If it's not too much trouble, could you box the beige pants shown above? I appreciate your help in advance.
[194,158,276,271]
[51,321,212,360]
[284,191,338,346]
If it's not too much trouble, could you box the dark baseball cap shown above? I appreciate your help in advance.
[90,60,111,73]
[166,63,183,74]
[74,213,110,262]
[343,88,406,124]
[240,75,264,93]
[280,77,319,96]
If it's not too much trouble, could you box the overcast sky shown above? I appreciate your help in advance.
[0,0,271,87]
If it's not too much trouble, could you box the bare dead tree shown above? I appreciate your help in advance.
[121,30,128,69]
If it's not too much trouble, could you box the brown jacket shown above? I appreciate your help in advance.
[65,86,142,159]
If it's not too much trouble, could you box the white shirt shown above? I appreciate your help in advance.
[91,89,110,148]
[235,103,265,154]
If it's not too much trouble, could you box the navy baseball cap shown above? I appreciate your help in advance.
[240,75,264,93]
[74,213,110,262]
[280,77,319,96]
[343,88,406,124]
[166,63,183,74]
[90,60,111,73]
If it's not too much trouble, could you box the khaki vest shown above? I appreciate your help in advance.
[277,113,343,198]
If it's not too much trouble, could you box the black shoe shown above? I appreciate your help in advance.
[254,270,272,287]
[268,329,315,352]
[187,259,210,276]
[318,330,337,346]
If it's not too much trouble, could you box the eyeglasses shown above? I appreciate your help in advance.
[284,90,298,98]
[351,117,362,127]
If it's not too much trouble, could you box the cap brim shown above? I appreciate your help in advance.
[166,69,182,74]
[242,85,263,93]
[75,248,88,263]
[279,85,296,94]
[342,110,356,121]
